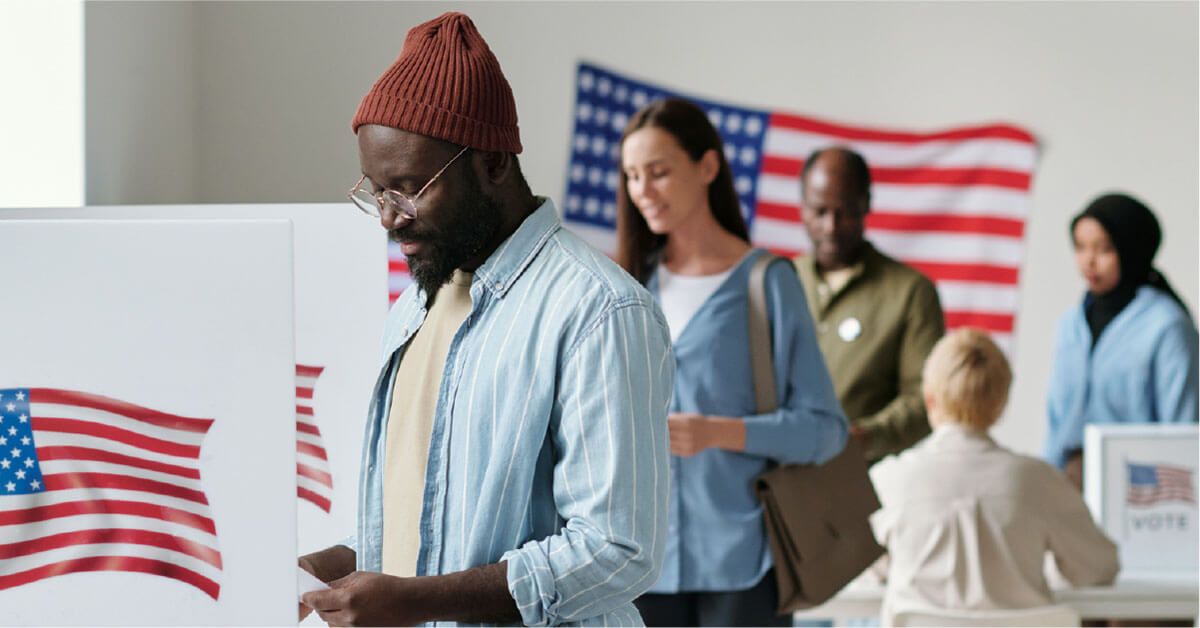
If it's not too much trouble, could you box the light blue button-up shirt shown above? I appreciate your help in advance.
[1044,285,1199,468]
[646,251,848,593]
[350,199,674,626]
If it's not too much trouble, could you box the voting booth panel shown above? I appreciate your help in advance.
[1084,423,1199,576]
[0,220,296,624]
[0,204,389,561]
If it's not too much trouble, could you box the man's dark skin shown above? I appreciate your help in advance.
[800,148,871,447]
[298,123,538,626]
[800,148,870,274]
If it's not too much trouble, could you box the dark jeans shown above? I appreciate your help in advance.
[634,570,790,627]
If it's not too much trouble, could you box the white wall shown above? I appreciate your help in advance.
[0,0,83,207]
[83,1,1199,457]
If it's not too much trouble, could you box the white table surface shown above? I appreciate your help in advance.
[792,571,1199,622]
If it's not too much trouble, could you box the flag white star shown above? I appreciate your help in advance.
[9,448,18,458]
[29,480,40,490]
[0,459,9,469]
[14,392,24,401]
[7,427,15,436]
[15,470,25,480]
[21,436,30,445]
[24,458,33,468]
[0,436,6,446]
[4,482,14,492]
[5,403,13,412]
[18,414,27,423]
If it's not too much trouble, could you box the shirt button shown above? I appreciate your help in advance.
[401,327,408,336]
[495,282,503,290]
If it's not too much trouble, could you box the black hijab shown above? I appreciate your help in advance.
[1070,193,1189,345]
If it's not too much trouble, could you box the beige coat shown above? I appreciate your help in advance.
[869,424,1119,623]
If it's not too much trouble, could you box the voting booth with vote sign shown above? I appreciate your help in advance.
[1084,423,1199,576]
[0,219,297,625]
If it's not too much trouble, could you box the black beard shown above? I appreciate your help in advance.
[395,176,502,296]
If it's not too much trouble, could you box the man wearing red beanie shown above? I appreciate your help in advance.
[299,12,673,626]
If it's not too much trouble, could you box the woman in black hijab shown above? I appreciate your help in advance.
[1044,193,1198,483]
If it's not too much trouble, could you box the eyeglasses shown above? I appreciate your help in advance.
[347,145,469,220]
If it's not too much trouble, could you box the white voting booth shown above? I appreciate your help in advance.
[0,206,388,624]
[1084,423,1199,576]
[0,219,295,624]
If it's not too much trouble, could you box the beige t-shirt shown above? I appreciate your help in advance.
[381,270,474,577]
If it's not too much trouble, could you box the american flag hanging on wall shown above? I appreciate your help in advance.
[295,365,333,512]
[562,62,1038,354]
[0,388,221,599]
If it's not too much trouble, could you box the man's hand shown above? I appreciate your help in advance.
[298,545,356,622]
[667,413,746,456]
[302,571,426,627]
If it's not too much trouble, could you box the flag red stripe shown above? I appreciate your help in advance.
[296,420,321,436]
[295,365,324,377]
[0,528,221,568]
[297,387,314,400]
[759,156,1032,190]
[0,499,215,534]
[389,260,410,273]
[906,261,1020,285]
[297,441,328,461]
[866,213,1025,238]
[29,389,212,433]
[36,446,199,480]
[0,556,219,599]
[43,472,208,505]
[297,487,332,513]
[767,113,1037,145]
[297,463,333,487]
[32,417,200,459]
[754,202,1025,237]
[296,405,314,416]
[943,311,1014,332]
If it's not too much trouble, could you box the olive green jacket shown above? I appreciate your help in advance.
[794,243,944,463]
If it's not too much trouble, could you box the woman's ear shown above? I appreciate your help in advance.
[700,148,720,185]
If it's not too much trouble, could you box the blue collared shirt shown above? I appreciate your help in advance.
[351,199,674,626]
[647,251,848,593]
[1044,285,1199,468]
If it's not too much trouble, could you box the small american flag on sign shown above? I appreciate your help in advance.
[561,62,1037,354]
[296,365,333,512]
[1127,462,1196,506]
[0,388,221,599]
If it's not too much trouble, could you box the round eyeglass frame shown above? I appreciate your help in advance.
[347,145,469,219]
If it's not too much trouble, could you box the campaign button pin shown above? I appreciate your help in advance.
[838,317,862,342]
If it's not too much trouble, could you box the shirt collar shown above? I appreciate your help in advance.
[471,196,561,299]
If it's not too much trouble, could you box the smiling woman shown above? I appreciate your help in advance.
[615,98,849,626]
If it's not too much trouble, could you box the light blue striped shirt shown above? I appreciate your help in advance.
[351,199,674,626]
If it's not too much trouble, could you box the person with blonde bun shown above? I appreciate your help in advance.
[869,328,1118,624]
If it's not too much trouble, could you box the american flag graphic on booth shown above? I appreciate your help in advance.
[1127,462,1196,507]
[0,388,221,599]
[295,364,333,512]
[562,62,1038,353]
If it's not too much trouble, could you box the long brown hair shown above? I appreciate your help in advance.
[615,97,748,284]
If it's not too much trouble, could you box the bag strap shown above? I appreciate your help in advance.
[748,252,782,415]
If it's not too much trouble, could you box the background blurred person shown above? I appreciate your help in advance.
[1045,193,1198,488]
[871,327,1119,624]
[794,147,945,465]
[616,97,847,627]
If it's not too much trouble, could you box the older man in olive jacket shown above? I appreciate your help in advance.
[793,147,945,464]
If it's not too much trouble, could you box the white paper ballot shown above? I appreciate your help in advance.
[298,566,332,600]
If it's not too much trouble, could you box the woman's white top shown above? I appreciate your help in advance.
[656,263,735,344]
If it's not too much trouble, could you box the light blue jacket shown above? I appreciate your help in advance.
[1044,285,1199,469]
[352,200,675,626]
[647,250,848,593]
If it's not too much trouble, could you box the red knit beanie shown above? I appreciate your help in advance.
[351,12,522,154]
